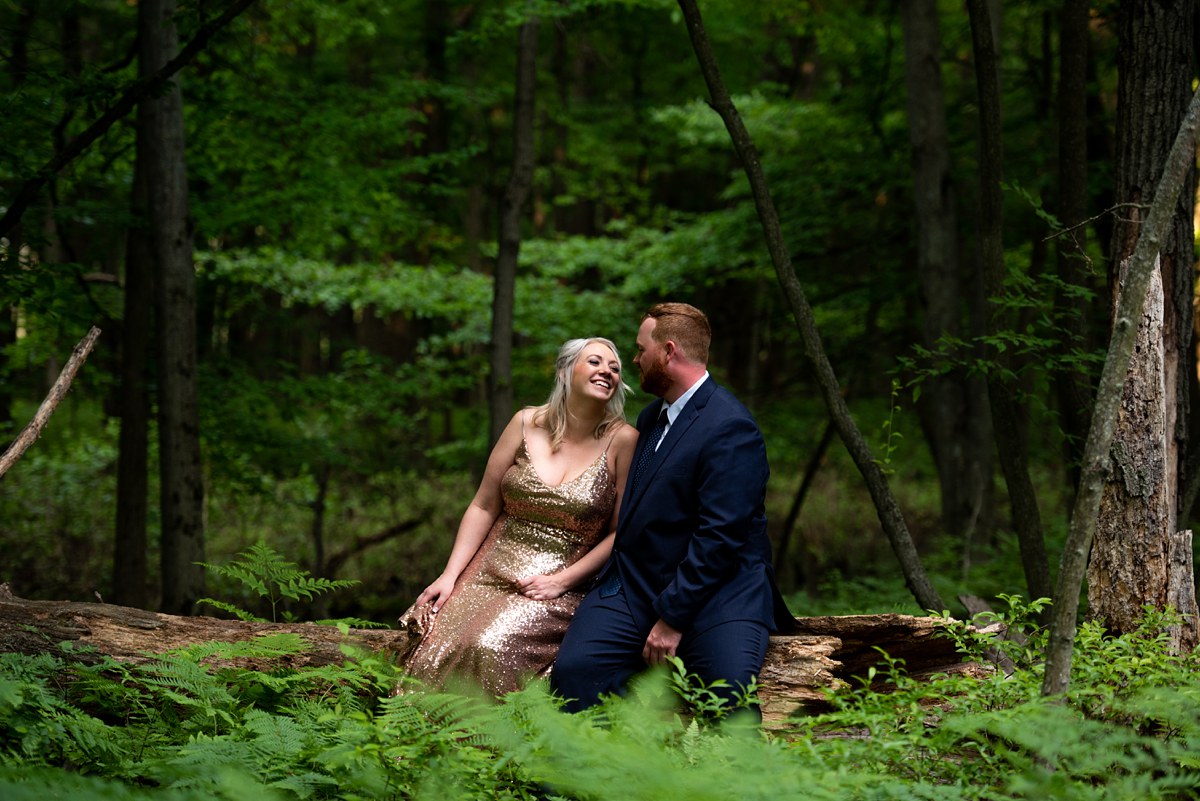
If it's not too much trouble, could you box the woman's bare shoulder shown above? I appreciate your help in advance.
[611,421,639,449]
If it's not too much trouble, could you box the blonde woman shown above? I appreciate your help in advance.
[399,337,638,696]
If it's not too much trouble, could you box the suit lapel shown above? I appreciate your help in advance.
[619,381,717,528]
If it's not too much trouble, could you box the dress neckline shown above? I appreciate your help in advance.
[520,437,609,490]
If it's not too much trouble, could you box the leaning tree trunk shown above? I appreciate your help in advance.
[676,0,944,612]
[488,12,539,448]
[1089,0,1197,654]
[901,0,993,574]
[142,0,206,615]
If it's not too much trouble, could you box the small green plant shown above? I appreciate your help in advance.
[873,378,905,475]
[664,656,761,724]
[932,593,1052,669]
[197,542,361,624]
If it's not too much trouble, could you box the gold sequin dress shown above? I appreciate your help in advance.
[399,435,617,696]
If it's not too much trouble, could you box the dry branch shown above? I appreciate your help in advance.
[0,326,101,479]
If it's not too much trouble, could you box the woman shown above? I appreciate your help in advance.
[398,337,638,696]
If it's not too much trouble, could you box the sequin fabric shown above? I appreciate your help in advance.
[399,437,616,696]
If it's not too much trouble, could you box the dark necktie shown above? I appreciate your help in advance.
[631,408,668,492]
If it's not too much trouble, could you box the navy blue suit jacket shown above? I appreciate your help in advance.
[602,378,791,635]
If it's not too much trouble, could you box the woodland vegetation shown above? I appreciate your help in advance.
[1,0,1200,796]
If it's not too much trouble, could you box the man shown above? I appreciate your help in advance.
[551,302,791,714]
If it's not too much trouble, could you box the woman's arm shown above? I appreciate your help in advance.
[414,410,525,612]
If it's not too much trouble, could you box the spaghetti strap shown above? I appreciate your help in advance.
[603,422,621,453]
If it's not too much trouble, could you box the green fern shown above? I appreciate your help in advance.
[197,542,359,623]
[4,608,1200,800]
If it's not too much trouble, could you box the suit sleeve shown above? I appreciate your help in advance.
[652,411,768,631]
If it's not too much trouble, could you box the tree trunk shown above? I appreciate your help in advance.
[489,12,539,447]
[1089,263,1179,634]
[1090,0,1197,651]
[967,0,1053,610]
[1043,85,1200,695]
[901,0,993,567]
[142,0,206,615]
[676,0,945,613]
[1052,0,1094,494]
[112,148,154,610]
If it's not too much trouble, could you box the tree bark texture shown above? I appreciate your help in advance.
[1043,84,1200,695]
[1090,260,1198,652]
[901,0,993,560]
[1089,264,1176,632]
[1091,0,1197,650]
[489,13,539,448]
[676,0,945,613]
[0,585,977,728]
[141,0,206,615]
[966,0,1052,608]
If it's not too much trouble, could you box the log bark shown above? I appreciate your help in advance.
[0,585,973,726]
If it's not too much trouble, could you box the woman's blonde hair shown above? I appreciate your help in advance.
[532,337,630,450]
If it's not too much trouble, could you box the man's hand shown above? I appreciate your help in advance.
[642,618,683,665]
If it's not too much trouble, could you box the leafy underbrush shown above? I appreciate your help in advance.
[2,599,1198,800]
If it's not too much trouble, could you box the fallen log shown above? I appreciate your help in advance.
[0,584,977,725]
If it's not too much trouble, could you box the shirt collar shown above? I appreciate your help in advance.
[662,372,709,426]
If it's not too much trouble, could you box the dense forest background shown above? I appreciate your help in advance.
[1,0,1197,629]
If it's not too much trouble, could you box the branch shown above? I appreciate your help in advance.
[0,0,259,240]
[675,0,945,612]
[1042,85,1200,696]
[1041,202,1152,242]
[322,517,426,578]
[0,326,102,479]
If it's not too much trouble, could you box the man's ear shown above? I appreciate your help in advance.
[662,340,677,362]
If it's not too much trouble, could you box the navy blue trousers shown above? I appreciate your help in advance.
[550,583,769,715]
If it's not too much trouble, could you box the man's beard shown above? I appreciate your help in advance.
[638,354,670,396]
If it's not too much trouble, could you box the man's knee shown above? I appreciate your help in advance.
[679,621,769,695]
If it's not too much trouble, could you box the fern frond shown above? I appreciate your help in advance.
[195,598,264,622]
[280,576,358,603]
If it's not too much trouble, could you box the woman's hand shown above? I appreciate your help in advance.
[516,573,570,600]
[415,574,457,613]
